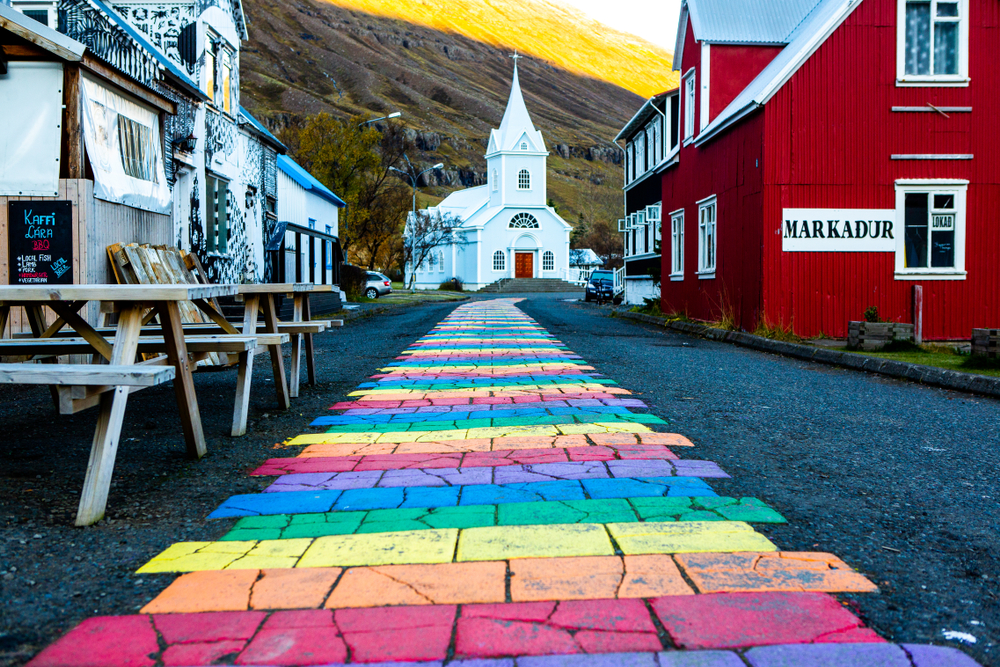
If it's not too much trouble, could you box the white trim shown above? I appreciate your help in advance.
[683,69,696,144]
[893,179,967,280]
[669,207,685,280]
[892,106,972,112]
[697,271,716,280]
[891,154,973,160]
[896,0,969,86]
[700,42,710,131]
[697,195,717,276]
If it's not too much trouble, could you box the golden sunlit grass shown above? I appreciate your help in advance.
[319,0,678,98]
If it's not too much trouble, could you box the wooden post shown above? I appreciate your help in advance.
[156,300,207,458]
[75,306,143,526]
[913,285,923,345]
[62,65,85,180]
[231,294,261,436]
[289,293,303,398]
[303,293,316,385]
[260,294,290,409]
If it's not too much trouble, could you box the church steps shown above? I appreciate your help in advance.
[479,278,584,293]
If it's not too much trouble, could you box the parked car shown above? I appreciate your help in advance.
[584,269,615,303]
[365,272,392,299]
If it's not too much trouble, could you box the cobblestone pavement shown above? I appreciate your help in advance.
[27,299,981,666]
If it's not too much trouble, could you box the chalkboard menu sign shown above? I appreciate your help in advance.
[8,201,74,285]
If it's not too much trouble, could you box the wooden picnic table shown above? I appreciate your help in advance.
[0,283,238,525]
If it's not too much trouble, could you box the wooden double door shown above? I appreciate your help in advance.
[515,252,533,278]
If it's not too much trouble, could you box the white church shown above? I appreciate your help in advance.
[407,59,572,290]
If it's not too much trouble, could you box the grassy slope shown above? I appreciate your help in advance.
[239,0,666,221]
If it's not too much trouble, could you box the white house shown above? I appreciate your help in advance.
[407,60,572,290]
[275,154,346,287]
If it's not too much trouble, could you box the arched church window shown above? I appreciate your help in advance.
[542,250,554,271]
[518,169,530,190]
[492,169,498,192]
[438,250,445,271]
[520,142,528,150]
[509,213,539,229]
[493,250,506,271]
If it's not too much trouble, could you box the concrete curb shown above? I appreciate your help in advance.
[581,302,1000,400]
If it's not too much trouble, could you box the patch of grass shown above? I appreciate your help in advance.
[753,317,801,343]
[846,345,1000,378]
[629,298,663,317]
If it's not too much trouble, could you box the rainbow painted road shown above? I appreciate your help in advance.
[29,299,979,666]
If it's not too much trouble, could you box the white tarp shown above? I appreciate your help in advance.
[80,75,171,214]
[0,61,63,196]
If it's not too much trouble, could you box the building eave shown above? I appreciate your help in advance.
[0,3,85,61]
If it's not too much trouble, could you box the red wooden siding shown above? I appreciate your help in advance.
[709,45,783,121]
[661,0,1000,340]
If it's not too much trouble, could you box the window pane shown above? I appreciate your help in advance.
[934,21,959,74]
[937,2,959,17]
[904,192,929,268]
[931,229,955,267]
[905,2,931,75]
[934,194,955,209]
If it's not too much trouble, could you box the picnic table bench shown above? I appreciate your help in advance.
[0,284,238,526]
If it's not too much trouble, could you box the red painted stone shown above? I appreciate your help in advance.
[549,599,656,633]
[154,611,265,644]
[573,631,663,654]
[456,618,580,658]
[27,616,158,667]
[461,601,556,623]
[651,592,883,650]
[161,641,246,666]
[335,605,455,663]
[236,628,347,666]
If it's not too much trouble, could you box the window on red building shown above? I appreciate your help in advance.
[898,0,968,84]
[895,180,967,279]
[697,196,716,277]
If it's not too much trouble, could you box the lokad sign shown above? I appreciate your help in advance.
[8,201,74,284]
[782,209,896,252]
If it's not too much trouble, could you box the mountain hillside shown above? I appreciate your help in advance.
[240,0,674,221]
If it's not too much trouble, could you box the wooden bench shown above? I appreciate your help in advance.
[0,363,175,386]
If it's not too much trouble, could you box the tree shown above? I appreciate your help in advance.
[293,114,413,270]
[571,177,624,267]
[403,210,463,289]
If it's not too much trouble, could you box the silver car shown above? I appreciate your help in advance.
[365,272,393,299]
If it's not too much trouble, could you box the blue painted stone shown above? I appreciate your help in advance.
[208,490,341,518]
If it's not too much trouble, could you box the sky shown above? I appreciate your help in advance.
[559,0,683,52]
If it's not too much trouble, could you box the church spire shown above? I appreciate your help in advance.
[495,52,540,151]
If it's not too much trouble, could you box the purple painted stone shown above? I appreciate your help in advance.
[611,399,647,407]
[278,472,337,486]
[493,468,559,484]
[429,468,494,486]
[527,461,607,480]
[341,408,381,415]
[902,644,983,666]
[377,469,448,488]
[656,651,746,666]
[671,461,729,478]
[450,660,515,667]
[566,399,604,407]
[744,643,911,667]
[607,460,677,478]
[519,653,659,667]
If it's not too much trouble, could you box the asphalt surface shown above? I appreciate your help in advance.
[519,297,1000,666]
[1,293,996,665]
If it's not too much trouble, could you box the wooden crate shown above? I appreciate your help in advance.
[972,329,1000,358]
[848,321,915,350]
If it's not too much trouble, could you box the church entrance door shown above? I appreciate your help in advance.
[515,252,533,278]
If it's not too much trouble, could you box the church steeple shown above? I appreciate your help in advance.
[488,54,546,155]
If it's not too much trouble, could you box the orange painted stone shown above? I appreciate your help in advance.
[619,555,697,599]
[675,552,879,594]
[250,568,343,610]
[141,570,257,614]
[325,561,505,608]
[509,555,693,602]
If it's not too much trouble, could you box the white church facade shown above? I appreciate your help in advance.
[407,61,572,290]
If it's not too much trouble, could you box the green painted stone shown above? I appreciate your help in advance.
[497,502,588,526]
[364,508,427,522]
[717,505,787,523]
[692,497,738,509]
[357,520,431,534]
[283,522,360,538]
[677,511,726,522]
[220,528,283,541]
[233,514,291,529]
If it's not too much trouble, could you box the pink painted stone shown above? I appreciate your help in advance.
[161,641,246,666]
[27,616,159,667]
[236,627,347,666]
[651,592,884,650]
[335,605,455,663]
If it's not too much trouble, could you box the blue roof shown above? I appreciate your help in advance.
[239,106,286,151]
[687,0,822,44]
[277,154,347,208]
[85,0,205,100]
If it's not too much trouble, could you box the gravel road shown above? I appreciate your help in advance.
[518,296,999,666]
[2,294,996,666]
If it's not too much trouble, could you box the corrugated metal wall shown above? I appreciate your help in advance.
[762,0,998,339]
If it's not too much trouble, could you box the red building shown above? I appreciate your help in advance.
[659,0,998,340]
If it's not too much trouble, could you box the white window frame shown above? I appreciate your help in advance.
[542,250,555,271]
[12,1,57,29]
[517,169,531,190]
[492,169,498,192]
[896,0,969,86]
[493,250,506,272]
[894,179,968,279]
[696,195,716,278]
[683,69,696,144]
[670,208,685,280]
[635,132,646,176]
[700,43,711,131]
[438,250,445,272]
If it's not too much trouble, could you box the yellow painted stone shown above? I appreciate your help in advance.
[411,430,470,442]
[226,538,313,570]
[607,521,778,555]
[298,529,460,568]
[467,426,559,439]
[456,524,615,562]
[136,541,256,574]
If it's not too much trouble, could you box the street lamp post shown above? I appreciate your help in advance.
[390,155,444,290]
[358,111,402,128]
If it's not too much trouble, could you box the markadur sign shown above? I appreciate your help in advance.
[782,209,896,252]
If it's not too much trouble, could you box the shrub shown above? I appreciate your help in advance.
[753,316,801,343]
[863,306,882,323]
[439,278,463,292]
[341,264,369,301]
